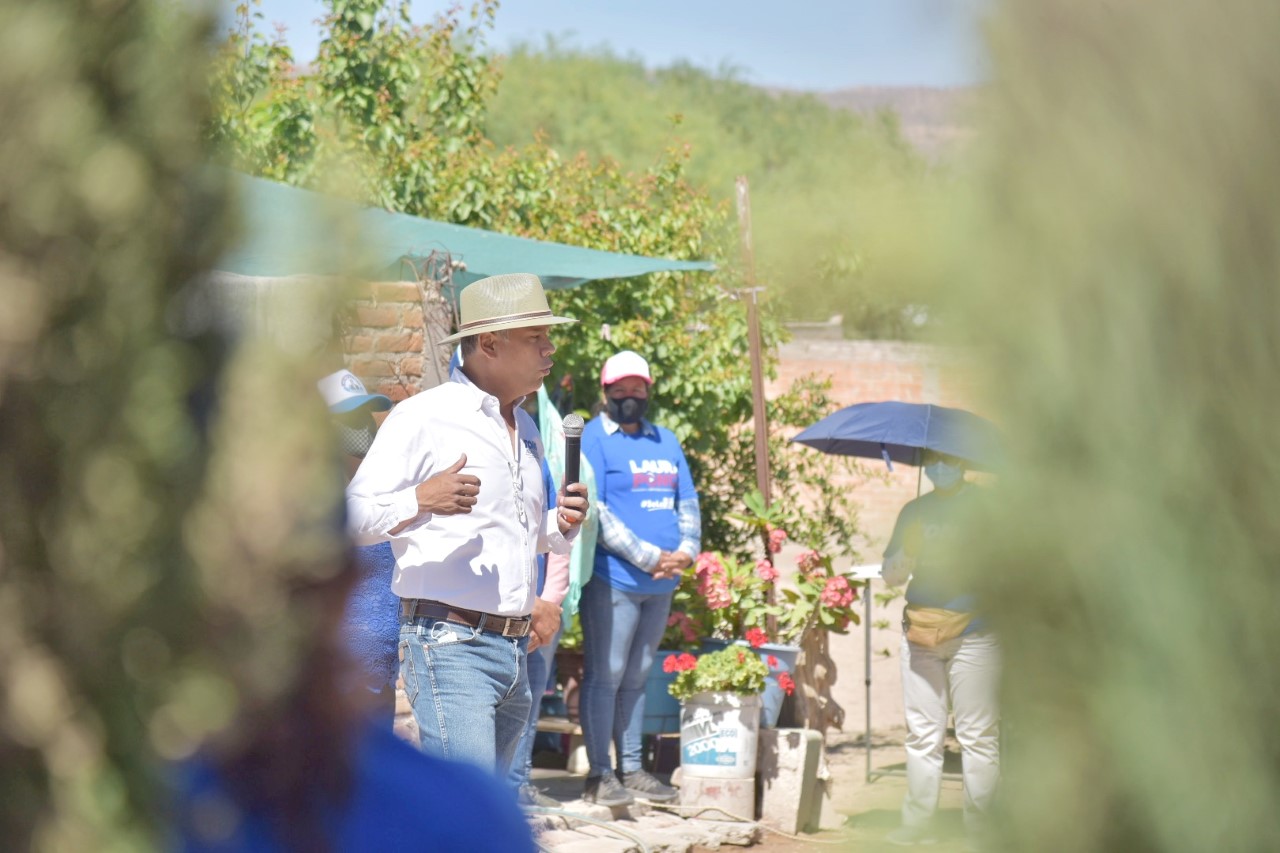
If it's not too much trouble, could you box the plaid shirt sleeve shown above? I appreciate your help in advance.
[596,503,663,572]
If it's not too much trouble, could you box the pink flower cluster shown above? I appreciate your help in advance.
[820,575,856,609]
[666,611,699,643]
[796,549,823,572]
[663,652,698,673]
[695,552,732,610]
[767,527,788,554]
[745,627,770,648]
[755,558,779,582]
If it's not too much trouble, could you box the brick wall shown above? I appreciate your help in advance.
[342,280,452,402]
[768,339,983,556]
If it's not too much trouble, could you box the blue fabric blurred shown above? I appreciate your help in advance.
[175,721,535,852]
[341,543,399,691]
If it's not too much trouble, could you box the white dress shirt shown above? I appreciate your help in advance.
[346,368,574,616]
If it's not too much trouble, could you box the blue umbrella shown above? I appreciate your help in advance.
[791,401,1003,472]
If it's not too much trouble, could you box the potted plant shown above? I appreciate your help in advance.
[665,647,769,781]
[672,534,860,727]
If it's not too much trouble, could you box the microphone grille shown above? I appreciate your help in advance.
[562,413,585,438]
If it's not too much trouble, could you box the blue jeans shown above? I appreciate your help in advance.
[399,616,531,780]
[579,576,673,775]
[507,630,560,789]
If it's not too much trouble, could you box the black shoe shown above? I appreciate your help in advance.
[582,773,635,807]
[516,784,561,809]
[618,769,679,803]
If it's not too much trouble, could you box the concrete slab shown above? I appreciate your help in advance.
[758,728,823,834]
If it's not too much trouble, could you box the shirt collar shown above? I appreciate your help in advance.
[601,412,657,437]
[450,366,527,414]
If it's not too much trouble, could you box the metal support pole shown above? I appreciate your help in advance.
[865,576,873,783]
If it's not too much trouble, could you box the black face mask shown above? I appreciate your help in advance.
[606,396,649,425]
[334,411,378,458]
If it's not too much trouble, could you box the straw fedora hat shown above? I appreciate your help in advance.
[439,273,576,345]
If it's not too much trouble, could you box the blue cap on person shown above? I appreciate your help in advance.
[316,369,393,414]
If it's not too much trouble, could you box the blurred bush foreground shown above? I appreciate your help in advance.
[0,0,1279,850]
[0,0,345,849]
[948,2,1280,851]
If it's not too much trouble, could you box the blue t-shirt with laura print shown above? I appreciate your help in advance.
[583,416,696,594]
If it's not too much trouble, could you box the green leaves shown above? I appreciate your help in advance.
[667,646,768,701]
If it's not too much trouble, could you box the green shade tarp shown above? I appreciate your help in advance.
[217,173,716,288]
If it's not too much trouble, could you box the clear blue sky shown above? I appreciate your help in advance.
[234,0,988,91]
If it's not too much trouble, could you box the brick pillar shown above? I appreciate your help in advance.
[341,278,456,401]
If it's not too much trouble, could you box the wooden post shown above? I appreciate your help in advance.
[736,176,772,508]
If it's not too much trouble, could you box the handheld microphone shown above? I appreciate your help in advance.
[562,413,585,486]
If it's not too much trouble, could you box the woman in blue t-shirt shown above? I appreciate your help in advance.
[577,351,701,807]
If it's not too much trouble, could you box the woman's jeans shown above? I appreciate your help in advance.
[579,576,673,776]
[900,630,1001,830]
[399,616,531,779]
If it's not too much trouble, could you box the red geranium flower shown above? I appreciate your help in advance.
[767,655,779,668]
[745,627,769,648]
[778,672,796,696]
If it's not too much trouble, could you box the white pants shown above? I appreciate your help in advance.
[900,630,1001,829]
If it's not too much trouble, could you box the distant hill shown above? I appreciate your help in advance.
[807,86,981,161]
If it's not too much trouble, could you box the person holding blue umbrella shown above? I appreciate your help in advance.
[793,400,1002,847]
[882,448,999,848]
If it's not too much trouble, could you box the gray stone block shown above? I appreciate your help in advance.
[757,728,823,834]
[633,811,688,830]
[684,818,762,847]
[554,797,653,822]
[545,836,637,853]
[628,827,696,853]
[677,775,755,823]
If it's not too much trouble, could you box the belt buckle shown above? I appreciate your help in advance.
[503,617,525,638]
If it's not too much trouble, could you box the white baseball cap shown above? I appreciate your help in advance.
[316,369,393,414]
[600,350,653,387]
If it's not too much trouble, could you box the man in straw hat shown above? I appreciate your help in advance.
[346,273,588,778]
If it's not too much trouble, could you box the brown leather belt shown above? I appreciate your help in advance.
[400,599,531,638]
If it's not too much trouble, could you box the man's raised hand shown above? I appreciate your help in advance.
[415,454,481,516]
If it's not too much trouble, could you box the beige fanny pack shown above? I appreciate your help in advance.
[903,604,972,647]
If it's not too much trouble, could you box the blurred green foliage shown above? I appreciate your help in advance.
[0,0,232,845]
[0,0,348,847]
[914,2,1280,850]
[486,42,935,337]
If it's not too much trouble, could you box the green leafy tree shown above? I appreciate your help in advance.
[485,43,935,337]
[206,1,819,556]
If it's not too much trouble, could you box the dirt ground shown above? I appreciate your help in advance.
[725,573,973,851]
[530,574,978,851]
[740,730,971,852]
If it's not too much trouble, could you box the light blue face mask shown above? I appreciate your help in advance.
[924,460,964,490]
